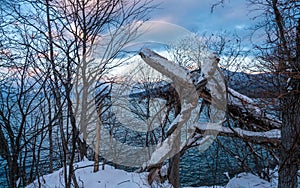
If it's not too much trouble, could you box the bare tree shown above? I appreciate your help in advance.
[0,0,155,187]
[0,39,50,187]
[210,0,299,187]
[247,0,300,187]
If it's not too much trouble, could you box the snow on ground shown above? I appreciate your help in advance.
[226,172,276,188]
[27,159,295,188]
[27,158,170,188]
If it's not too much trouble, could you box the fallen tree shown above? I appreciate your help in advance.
[138,48,282,186]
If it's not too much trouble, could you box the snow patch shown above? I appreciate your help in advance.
[226,172,276,188]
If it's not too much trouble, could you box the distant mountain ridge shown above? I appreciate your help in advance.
[222,69,282,98]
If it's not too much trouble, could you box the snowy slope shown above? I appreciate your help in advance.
[26,159,294,188]
[26,159,166,188]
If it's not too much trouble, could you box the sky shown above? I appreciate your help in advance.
[148,0,253,37]
[120,0,257,52]
[114,0,259,74]
[111,0,261,76]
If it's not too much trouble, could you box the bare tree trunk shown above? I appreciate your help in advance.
[168,150,180,188]
[94,107,102,172]
[167,97,181,188]
[279,103,300,188]
[8,157,18,188]
[45,0,69,186]
[278,18,300,188]
[45,89,54,173]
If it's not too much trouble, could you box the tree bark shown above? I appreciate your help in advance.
[168,152,180,188]
[279,101,300,188]
[167,95,181,188]
[94,106,102,172]
[278,18,300,188]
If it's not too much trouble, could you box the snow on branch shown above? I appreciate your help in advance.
[139,48,195,86]
[228,88,282,129]
[194,123,281,145]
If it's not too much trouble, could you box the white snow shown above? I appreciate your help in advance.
[226,172,276,188]
[26,159,170,188]
[27,159,298,188]
[140,48,194,86]
[194,123,281,143]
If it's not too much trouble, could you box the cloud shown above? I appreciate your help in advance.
[235,24,247,30]
[149,0,251,35]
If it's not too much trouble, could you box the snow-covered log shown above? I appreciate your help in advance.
[139,48,282,134]
[138,48,282,174]
[140,48,200,168]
